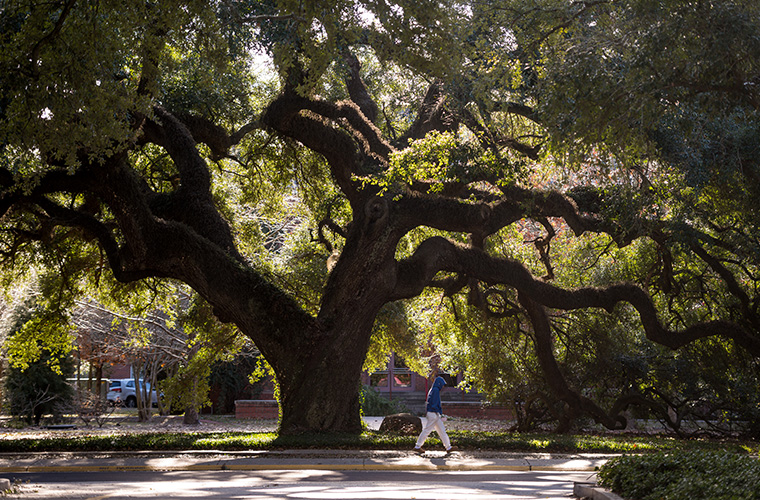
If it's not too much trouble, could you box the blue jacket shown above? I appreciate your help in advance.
[426,376,446,414]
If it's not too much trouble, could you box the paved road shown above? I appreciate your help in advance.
[0,449,611,499]
[2,468,597,499]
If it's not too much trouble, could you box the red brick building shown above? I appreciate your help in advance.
[236,353,512,420]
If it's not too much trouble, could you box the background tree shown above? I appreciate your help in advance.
[71,289,245,424]
[72,300,177,421]
[206,345,263,414]
[2,0,759,434]
[157,294,249,424]
[4,350,75,425]
[3,300,75,425]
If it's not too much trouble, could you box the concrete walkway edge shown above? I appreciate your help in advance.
[0,449,612,473]
[0,462,594,473]
[0,451,617,499]
[573,482,626,500]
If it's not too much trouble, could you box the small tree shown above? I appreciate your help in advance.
[72,291,246,423]
[2,295,76,426]
[72,386,115,428]
[4,349,74,425]
[73,298,188,421]
[158,297,249,423]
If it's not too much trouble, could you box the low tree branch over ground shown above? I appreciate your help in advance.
[395,236,760,351]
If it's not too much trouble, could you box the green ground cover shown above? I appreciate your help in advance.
[599,450,760,500]
[0,429,755,455]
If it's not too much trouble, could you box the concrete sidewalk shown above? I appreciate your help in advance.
[0,449,613,473]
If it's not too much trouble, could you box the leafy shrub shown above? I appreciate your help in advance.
[360,385,408,416]
[2,299,76,426]
[598,450,760,500]
[4,350,75,425]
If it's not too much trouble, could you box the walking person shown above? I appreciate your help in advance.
[414,375,457,454]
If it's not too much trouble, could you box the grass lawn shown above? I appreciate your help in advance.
[0,412,756,454]
[0,425,756,455]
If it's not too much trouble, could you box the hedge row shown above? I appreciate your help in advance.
[598,450,760,500]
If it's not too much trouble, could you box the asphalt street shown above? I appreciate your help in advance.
[2,468,597,499]
[0,450,608,499]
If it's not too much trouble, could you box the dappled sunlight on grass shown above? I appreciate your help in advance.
[529,439,551,449]
[0,422,755,454]
[195,432,279,449]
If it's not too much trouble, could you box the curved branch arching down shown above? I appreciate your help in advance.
[393,236,760,357]
[690,239,759,329]
[518,291,626,430]
[174,113,261,161]
[311,218,347,254]
[262,92,367,203]
[33,197,149,284]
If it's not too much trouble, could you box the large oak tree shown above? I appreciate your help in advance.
[2,0,759,433]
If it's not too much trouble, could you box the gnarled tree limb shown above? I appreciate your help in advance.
[519,291,626,430]
[176,113,261,160]
[342,51,379,123]
[392,236,760,356]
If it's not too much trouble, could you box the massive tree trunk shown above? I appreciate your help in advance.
[273,200,399,433]
[276,325,368,434]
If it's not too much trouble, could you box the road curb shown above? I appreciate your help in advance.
[0,450,611,474]
[0,462,598,473]
[573,482,625,500]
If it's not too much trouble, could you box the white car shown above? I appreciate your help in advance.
[107,379,158,407]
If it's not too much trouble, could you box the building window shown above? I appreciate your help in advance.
[370,353,413,391]
[369,372,388,387]
[392,356,412,388]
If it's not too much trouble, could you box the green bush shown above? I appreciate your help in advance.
[2,300,76,426]
[598,450,760,500]
[4,350,75,425]
[360,385,408,416]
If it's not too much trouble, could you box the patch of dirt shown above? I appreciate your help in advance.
[0,414,513,439]
[0,414,277,440]
[444,417,513,432]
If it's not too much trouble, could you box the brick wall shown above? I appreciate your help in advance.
[443,402,513,420]
[235,400,279,419]
[234,399,511,420]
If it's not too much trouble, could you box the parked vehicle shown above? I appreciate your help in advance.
[107,379,158,408]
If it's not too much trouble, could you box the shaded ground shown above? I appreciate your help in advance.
[0,412,515,440]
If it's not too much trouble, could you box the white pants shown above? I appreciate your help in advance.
[415,412,451,449]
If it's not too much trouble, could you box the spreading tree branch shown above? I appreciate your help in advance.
[397,82,458,147]
[519,291,626,429]
[140,107,243,259]
[262,90,392,204]
[311,218,348,253]
[28,0,77,75]
[393,236,760,356]
[342,51,379,123]
[176,114,261,161]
